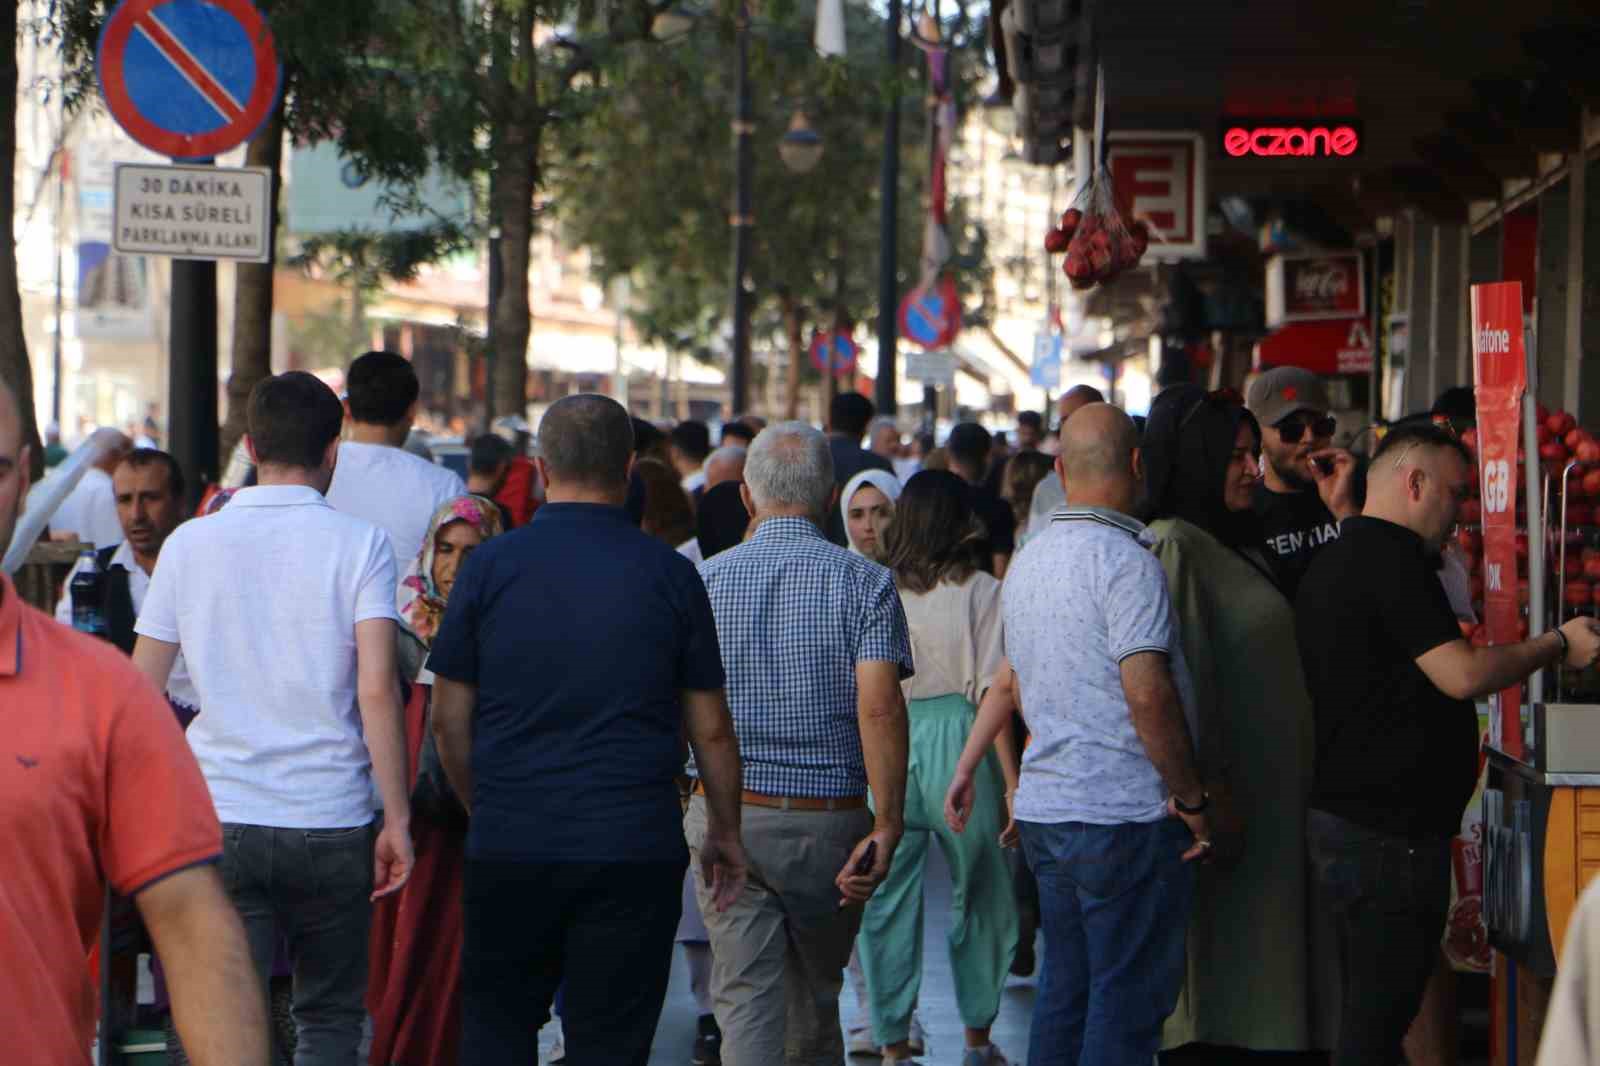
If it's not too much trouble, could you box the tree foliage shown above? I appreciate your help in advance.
[547,1,993,371]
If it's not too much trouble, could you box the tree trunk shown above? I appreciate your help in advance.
[0,2,42,478]
[219,109,285,463]
[780,291,803,420]
[491,129,533,419]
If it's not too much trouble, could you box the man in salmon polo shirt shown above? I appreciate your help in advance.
[0,376,267,1066]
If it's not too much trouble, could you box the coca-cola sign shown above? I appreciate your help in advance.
[1266,252,1366,326]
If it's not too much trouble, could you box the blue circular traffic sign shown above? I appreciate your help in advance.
[810,331,857,375]
[898,276,961,350]
[98,0,282,160]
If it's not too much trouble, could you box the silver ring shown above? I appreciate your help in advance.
[1196,839,1214,850]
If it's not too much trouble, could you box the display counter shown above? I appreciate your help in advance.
[1484,744,1600,976]
[1486,707,1600,1064]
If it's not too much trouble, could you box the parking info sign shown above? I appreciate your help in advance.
[113,162,272,262]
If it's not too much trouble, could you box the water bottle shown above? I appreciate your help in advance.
[69,548,108,638]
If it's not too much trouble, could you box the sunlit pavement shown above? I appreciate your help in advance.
[536,843,1041,1065]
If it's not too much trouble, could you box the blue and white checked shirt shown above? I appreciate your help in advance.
[697,516,914,798]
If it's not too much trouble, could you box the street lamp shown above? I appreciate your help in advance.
[728,0,754,416]
[778,111,824,173]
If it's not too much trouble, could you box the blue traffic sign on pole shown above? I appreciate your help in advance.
[1031,332,1063,388]
[898,276,961,350]
[98,0,282,161]
[810,331,858,376]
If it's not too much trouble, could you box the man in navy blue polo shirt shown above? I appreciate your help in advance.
[428,393,748,1066]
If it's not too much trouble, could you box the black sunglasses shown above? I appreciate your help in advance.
[1274,414,1337,444]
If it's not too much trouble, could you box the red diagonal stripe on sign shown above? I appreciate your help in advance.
[133,11,245,123]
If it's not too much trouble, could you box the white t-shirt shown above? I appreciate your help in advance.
[325,441,466,564]
[55,540,199,712]
[50,467,122,549]
[135,485,400,828]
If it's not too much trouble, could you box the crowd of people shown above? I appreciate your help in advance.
[10,351,1600,1066]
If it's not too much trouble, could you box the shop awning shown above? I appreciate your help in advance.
[1254,317,1374,376]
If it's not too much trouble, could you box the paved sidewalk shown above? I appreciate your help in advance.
[536,843,1041,1065]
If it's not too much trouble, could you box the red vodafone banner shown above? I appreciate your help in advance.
[1471,281,1528,758]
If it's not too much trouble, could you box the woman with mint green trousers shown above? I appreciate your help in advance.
[857,470,1021,1066]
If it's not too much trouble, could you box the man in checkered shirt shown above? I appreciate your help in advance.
[688,420,914,1066]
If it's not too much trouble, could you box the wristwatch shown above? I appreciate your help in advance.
[1173,791,1210,815]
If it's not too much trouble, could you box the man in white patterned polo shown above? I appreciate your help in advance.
[997,404,1214,1066]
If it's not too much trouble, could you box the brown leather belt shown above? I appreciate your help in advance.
[690,779,867,811]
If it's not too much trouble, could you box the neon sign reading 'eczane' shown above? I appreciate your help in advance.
[1223,125,1360,158]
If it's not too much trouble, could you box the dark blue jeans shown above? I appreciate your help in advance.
[1019,818,1195,1066]
[219,822,374,1066]
[1307,809,1452,1066]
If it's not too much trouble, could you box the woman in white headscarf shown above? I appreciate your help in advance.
[841,469,903,562]
[840,468,925,1055]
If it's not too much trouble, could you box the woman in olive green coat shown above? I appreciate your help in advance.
[1143,387,1336,1058]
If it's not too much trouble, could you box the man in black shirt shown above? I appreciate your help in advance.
[1247,367,1358,598]
[946,422,1016,577]
[824,392,894,545]
[467,434,518,531]
[1296,423,1600,1066]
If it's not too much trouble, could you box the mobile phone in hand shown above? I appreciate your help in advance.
[851,840,878,877]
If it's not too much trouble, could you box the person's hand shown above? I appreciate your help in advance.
[371,820,415,900]
[1559,617,1600,671]
[1166,797,1215,864]
[1310,448,1359,520]
[944,765,978,835]
[998,790,1020,850]
[835,823,901,907]
[698,826,749,913]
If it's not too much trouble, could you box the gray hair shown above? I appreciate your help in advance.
[745,421,834,515]
[867,416,899,440]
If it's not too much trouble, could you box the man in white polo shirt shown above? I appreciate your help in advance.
[966,404,1213,1066]
[133,371,413,1066]
[327,350,466,563]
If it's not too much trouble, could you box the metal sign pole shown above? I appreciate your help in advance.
[168,164,218,509]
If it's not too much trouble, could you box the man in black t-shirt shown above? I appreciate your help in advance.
[1247,366,1358,598]
[1296,423,1600,1066]
[946,421,1017,577]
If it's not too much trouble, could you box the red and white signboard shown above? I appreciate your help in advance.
[1105,132,1206,260]
[1254,317,1373,375]
[1266,252,1366,326]
[1472,281,1529,759]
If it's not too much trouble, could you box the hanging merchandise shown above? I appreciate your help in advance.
[1041,67,1152,290]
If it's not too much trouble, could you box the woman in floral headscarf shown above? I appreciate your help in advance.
[369,495,502,1066]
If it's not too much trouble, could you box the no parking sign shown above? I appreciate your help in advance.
[898,276,961,350]
[98,0,282,160]
[810,331,857,376]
